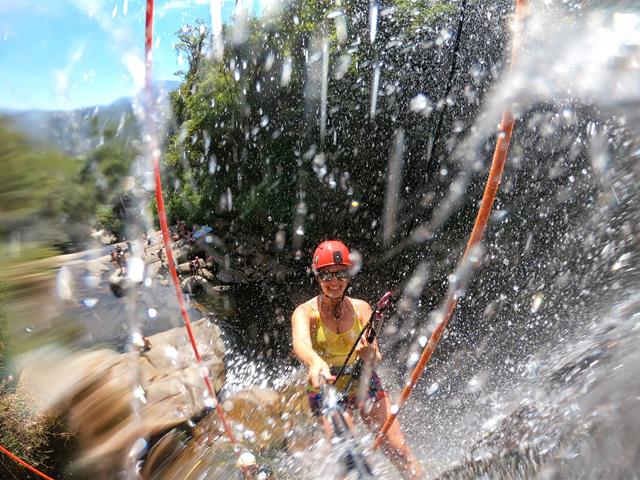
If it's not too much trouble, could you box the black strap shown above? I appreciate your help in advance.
[426,0,469,167]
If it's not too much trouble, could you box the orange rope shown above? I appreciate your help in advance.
[373,0,529,450]
[0,444,55,480]
[144,1,248,476]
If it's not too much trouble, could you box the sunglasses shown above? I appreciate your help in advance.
[317,270,351,282]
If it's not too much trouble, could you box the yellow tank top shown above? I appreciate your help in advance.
[309,298,363,367]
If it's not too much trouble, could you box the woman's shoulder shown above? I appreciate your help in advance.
[347,297,372,322]
[348,297,371,310]
[292,297,319,317]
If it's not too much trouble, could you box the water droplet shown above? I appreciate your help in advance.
[467,372,488,393]
[132,332,144,347]
[369,2,379,43]
[410,94,432,115]
[530,293,544,313]
[281,57,292,85]
[164,344,178,360]
[56,266,73,301]
[83,298,98,308]
[128,437,147,458]
[133,384,147,404]
[127,257,145,283]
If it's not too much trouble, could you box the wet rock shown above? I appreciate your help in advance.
[217,268,249,284]
[90,228,116,245]
[236,243,256,256]
[173,244,193,264]
[84,259,110,276]
[205,255,222,270]
[146,260,165,279]
[145,383,313,479]
[223,383,313,452]
[108,270,137,297]
[199,267,214,281]
[180,275,212,294]
[15,318,226,474]
[176,262,191,274]
[270,264,289,282]
[251,252,269,267]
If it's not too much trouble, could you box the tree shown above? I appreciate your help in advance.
[163,0,512,258]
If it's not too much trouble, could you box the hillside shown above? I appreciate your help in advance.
[3,81,180,156]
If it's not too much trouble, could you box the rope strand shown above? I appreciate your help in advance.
[143,1,248,476]
[0,444,55,480]
[373,0,529,450]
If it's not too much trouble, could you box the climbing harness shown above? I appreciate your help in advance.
[373,0,529,451]
[144,1,249,477]
[320,378,375,479]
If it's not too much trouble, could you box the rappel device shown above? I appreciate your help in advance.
[320,379,375,479]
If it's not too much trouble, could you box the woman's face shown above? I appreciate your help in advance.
[317,265,351,298]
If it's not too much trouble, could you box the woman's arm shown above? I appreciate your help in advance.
[291,304,332,387]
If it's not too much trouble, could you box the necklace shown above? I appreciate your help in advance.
[320,295,343,323]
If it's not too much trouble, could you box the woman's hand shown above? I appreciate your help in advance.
[355,336,377,363]
[308,359,333,388]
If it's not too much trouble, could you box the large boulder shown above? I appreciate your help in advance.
[142,382,314,479]
[180,275,214,294]
[15,317,226,474]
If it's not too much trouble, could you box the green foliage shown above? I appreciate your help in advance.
[0,381,61,476]
[167,183,203,225]
[162,0,510,254]
[0,118,80,242]
[74,136,140,240]
[95,203,123,235]
[235,179,291,233]
[0,114,139,247]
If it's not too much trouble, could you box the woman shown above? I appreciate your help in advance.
[291,240,424,479]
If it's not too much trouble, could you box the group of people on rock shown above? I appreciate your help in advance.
[175,219,198,245]
[110,245,127,275]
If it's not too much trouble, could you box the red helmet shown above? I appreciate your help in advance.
[312,240,352,272]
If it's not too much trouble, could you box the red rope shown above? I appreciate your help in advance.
[0,444,55,480]
[144,1,247,474]
[373,0,529,450]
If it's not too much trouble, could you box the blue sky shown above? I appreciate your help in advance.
[0,0,245,111]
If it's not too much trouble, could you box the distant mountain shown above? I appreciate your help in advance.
[3,80,181,157]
